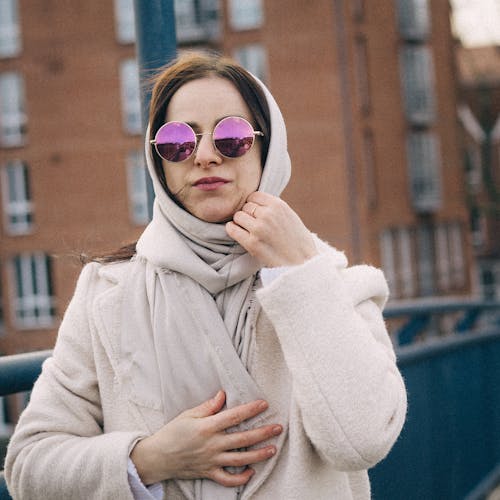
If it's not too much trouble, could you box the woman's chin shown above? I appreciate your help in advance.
[193,207,236,224]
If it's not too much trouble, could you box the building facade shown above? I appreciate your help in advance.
[0,0,472,365]
[457,45,500,299]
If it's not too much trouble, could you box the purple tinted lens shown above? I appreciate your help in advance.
[213,117,254,158]
[155,122,196,162]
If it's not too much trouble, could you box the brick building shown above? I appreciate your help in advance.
[456,45,500,298]
[0,0,472,368]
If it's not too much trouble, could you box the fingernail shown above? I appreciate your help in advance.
[258,400,268,410]
[267,447,276,456]
[272,425,282,434]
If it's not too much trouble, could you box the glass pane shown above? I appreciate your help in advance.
[229,0,263,30]
[120,59,141,134]
[397,0,430,40]
[233,44,267,82]
[114,0,136,43]
[0,0,21,57]
[400,46,436,125]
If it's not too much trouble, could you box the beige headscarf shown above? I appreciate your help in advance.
[121,74,291,499]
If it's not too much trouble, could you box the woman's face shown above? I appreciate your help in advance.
[162,76,263,223]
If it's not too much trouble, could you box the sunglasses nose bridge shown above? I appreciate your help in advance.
[194,131,221,163]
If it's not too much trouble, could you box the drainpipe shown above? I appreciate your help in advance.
[332,0,362,263]
[133,0,177,217]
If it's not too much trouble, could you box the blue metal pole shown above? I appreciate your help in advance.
[133,0,177,216]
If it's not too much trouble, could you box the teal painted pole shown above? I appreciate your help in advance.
[133,0,177,216]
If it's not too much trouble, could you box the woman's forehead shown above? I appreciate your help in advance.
[166,76,253,123]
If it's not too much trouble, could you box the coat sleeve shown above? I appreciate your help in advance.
[4,263,146,500]
[256,250,407,471]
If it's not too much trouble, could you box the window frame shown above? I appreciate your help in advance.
[0,71,27,147]
[1,159,33,235]
[114,0,136,44]
[0,0,21,58]
[126,150,150,225]
[10,252,55,330]
[119,58,142,135]
[228,0,264,31]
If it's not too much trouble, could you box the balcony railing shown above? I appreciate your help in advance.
[0,301,499,499]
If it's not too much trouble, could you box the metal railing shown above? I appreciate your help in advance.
[0,301,499,499]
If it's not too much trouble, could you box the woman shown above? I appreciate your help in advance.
[5,52,407,499]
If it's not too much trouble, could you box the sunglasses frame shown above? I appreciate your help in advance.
[150,116,264,163]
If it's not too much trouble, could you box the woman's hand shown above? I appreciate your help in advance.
[130,390,282,486]
[226,192,318,268]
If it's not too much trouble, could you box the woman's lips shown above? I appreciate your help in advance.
[193,177,230,191]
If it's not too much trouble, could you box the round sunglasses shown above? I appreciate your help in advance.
[150,116,264,163]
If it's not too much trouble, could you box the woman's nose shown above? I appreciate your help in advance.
[194,134,222,168]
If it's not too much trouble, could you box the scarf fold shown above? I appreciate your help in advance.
[121,74,291,499]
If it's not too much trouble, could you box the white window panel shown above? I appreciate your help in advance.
[0,0,21,58]
[407,131,442,213]
[126,150,149,225]
[114,0,136,44]
[233,43,268,82]
[228,0,263,31]
[397,0,431,41]
[120,59,141,135]
[175,0,220,43]
[0,71,27,146]
[416,224,435,296]
[1,160,33,234]
[400,45,436,125]
[11,253,55,329]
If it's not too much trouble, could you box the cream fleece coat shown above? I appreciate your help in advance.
[5,243,407,499]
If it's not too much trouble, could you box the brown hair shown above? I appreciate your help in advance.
[86,51,271,264]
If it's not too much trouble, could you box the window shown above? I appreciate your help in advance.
[126,151,149,225]
[396,0,430,41]
[0,71,27,146]
[120,59,141,135]
[0,0,21,57]
[400,45,436,125]
[354,36,371,114]
[469,206,485,248]
[233,44,268,82]
[1,160,33,234]
[464,145,482,192]
[416,224,435,296]
[114,0,136,44]
[228,0,263,31]
[175,0,220,43]
[407,131,442,213]
[11,253,55,329]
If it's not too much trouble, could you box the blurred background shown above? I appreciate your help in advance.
[0,0,499,498]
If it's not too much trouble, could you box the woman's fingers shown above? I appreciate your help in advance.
[209,399,269,432]
[222,424,282,450]
[210,467,255,487]
[184,390,226,419]
[216,446,277,468]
